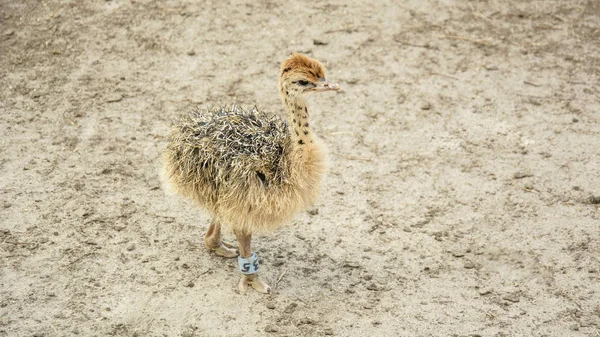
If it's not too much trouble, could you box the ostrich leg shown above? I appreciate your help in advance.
[204,220,237,258]
[236,233,271,294]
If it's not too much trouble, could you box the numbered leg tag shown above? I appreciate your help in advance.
[238,252,259,275]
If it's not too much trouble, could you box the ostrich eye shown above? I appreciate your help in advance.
[298,80,310,86]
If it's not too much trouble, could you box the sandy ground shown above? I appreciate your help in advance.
[1,0,599,336]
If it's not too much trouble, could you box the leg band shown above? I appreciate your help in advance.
[238,252,259,275]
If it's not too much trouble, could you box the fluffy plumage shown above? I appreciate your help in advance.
[168,106,290,185]
[163,105,324,234]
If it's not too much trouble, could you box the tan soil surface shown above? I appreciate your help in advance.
[1,1,599,336]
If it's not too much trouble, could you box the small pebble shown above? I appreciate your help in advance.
[106,93,123,103]
[588,195,600,204]
[403,226,412,232]
[283,302,297,314]
[479,288,492,295]
[300,317,316,325]
[452,251,465,258]
[572,117,579,123]
[264,325,278,333]
[187,50,196,56]
[343,262,360,269]
[126,243,135,251]
[185,281,194,288]
[502,293,520,303]
[464,261,476,269]
[513,171,533,179]
[366,283,378,291]
[31,90,46,98]
[421,102,432,110]
[323,328,334,335]
[484,64,498,71]
[266,302,276,309]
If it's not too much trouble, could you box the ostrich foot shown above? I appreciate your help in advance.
[238,274,271,294]
[205,241,238,258]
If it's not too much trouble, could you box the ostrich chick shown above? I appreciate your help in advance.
[163,53,339,293]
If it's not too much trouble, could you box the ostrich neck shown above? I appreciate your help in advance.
[284,95,314,146]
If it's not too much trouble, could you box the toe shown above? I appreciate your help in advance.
[238,276,249,293]
[222,241,236,249]
[207,242,238,258]
[238,275,271,294]
[250,278,271,294]
[214,244,238,258]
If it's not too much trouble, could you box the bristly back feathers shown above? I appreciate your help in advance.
[166,106,291,188]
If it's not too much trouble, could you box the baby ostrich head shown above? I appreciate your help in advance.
[279,53,339,99]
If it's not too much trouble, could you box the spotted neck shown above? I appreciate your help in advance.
[283,95,314,147]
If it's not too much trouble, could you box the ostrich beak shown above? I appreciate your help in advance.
[311,78,340,92]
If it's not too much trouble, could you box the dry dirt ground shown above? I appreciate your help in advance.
[1,0,599,336]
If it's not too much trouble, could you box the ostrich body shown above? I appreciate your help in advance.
[163,54,339,293]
